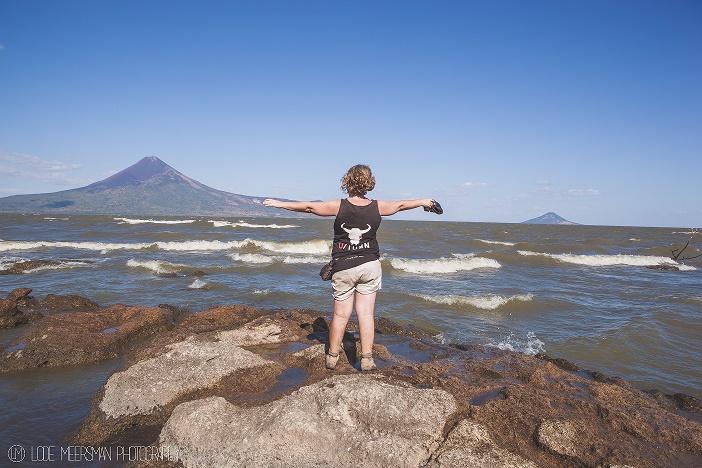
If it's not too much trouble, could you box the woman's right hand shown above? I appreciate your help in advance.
[263,198,283,208]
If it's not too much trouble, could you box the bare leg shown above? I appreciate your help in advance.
[354,291,377,355]
[328,295,354,354]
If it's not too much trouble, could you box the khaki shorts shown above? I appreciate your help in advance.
[331,260,382,301]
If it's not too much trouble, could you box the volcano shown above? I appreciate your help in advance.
[0,156,287,217]
[522,212,579,225]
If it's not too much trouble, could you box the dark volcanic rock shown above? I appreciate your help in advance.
[7,287,33,301]
[4,291,695,468]
[40,294,100,313]
[646,264,684,271]
[14,293,100,317]
[0,299,29,328]
[0,305,174,372]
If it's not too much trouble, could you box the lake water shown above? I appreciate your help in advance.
[1,213,700,407]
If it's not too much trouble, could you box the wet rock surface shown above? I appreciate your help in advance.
[0,304,173,372]
[1,290,700,467]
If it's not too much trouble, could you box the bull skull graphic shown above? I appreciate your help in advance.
[341,223,371,245]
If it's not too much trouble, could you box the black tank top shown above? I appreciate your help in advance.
[332,198,382,272]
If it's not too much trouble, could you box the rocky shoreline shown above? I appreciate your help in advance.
[1,288,701,467]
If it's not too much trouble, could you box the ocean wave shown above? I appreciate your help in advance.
[672,231,699,235]
[414,293,533,310]
[188,279,208,289]
[229,252,327,265]
[22,260,91,273]
[517,250,696,270]
[114,217,196,225]
[43,217,69,221]
[0,256,91,273]
[126,259,186,275]
[228,253,275,264]
[0,256,28,270]
[211,220,298,229]
[388,255,501,274]
[487,331,545,355]
[475,239,516,246]
[0,238,331,255]
[253,289,270,295]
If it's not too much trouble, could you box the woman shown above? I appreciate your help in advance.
[263,164,441,371]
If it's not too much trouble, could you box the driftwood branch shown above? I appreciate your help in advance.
[671,229,700,262]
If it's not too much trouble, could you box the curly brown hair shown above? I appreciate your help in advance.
[340,164,376,196]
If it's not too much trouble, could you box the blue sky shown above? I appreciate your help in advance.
[1,1,700,226]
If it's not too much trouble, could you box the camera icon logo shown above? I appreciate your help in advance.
[7,445,26,463]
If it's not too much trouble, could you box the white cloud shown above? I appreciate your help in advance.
[567,188,600,197]
[463,181,488,188]
[0,150,84,186]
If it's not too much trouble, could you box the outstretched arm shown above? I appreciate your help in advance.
[377,199,433,216]
[263,199,340,217]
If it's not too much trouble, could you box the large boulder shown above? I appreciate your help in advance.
[0,305,173,372]
[159,374,458,467]
[0,288,41,328]
[99,338,275,419]
[429,419,536,467]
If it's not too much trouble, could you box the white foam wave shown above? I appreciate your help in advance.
[0,238,331,255]
[488,331,545,355]
[188,279,208,289]
[629,238,640,242]
[672,231,699,235]
[43,217,69,221]
[253,289,270,295]
[389,256,501,274]
[228,253,275,264]
[517,250,696,271]
[475,239,516,246]
[211,220,298,229]
[114,217,195,225]
[0,256,27,270]
[126,259,185,274]
[22,261,90,273]
[229,252,327,265]
[414,293,534,310]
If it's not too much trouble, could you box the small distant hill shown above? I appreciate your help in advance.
[0,156,293,217]
[522,212,578,225]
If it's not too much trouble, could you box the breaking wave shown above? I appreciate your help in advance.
[22,261,91,273]
[475,239,516,246]
[388,254,501,274]
[517,250,696,270]
[210,220,298,229]
[413,293,534,310]
[0,256,27,270]
[188,279,208,289]
[229,252,327,265]
[114,217,196,224]
[0,257,92,273]
[43,217,69,221]
[126,259,186,275]
[488,331,545,355]
[0,238,331,255]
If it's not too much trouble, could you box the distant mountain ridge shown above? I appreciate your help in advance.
[0,156,292,217]
[522,212,578,225]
